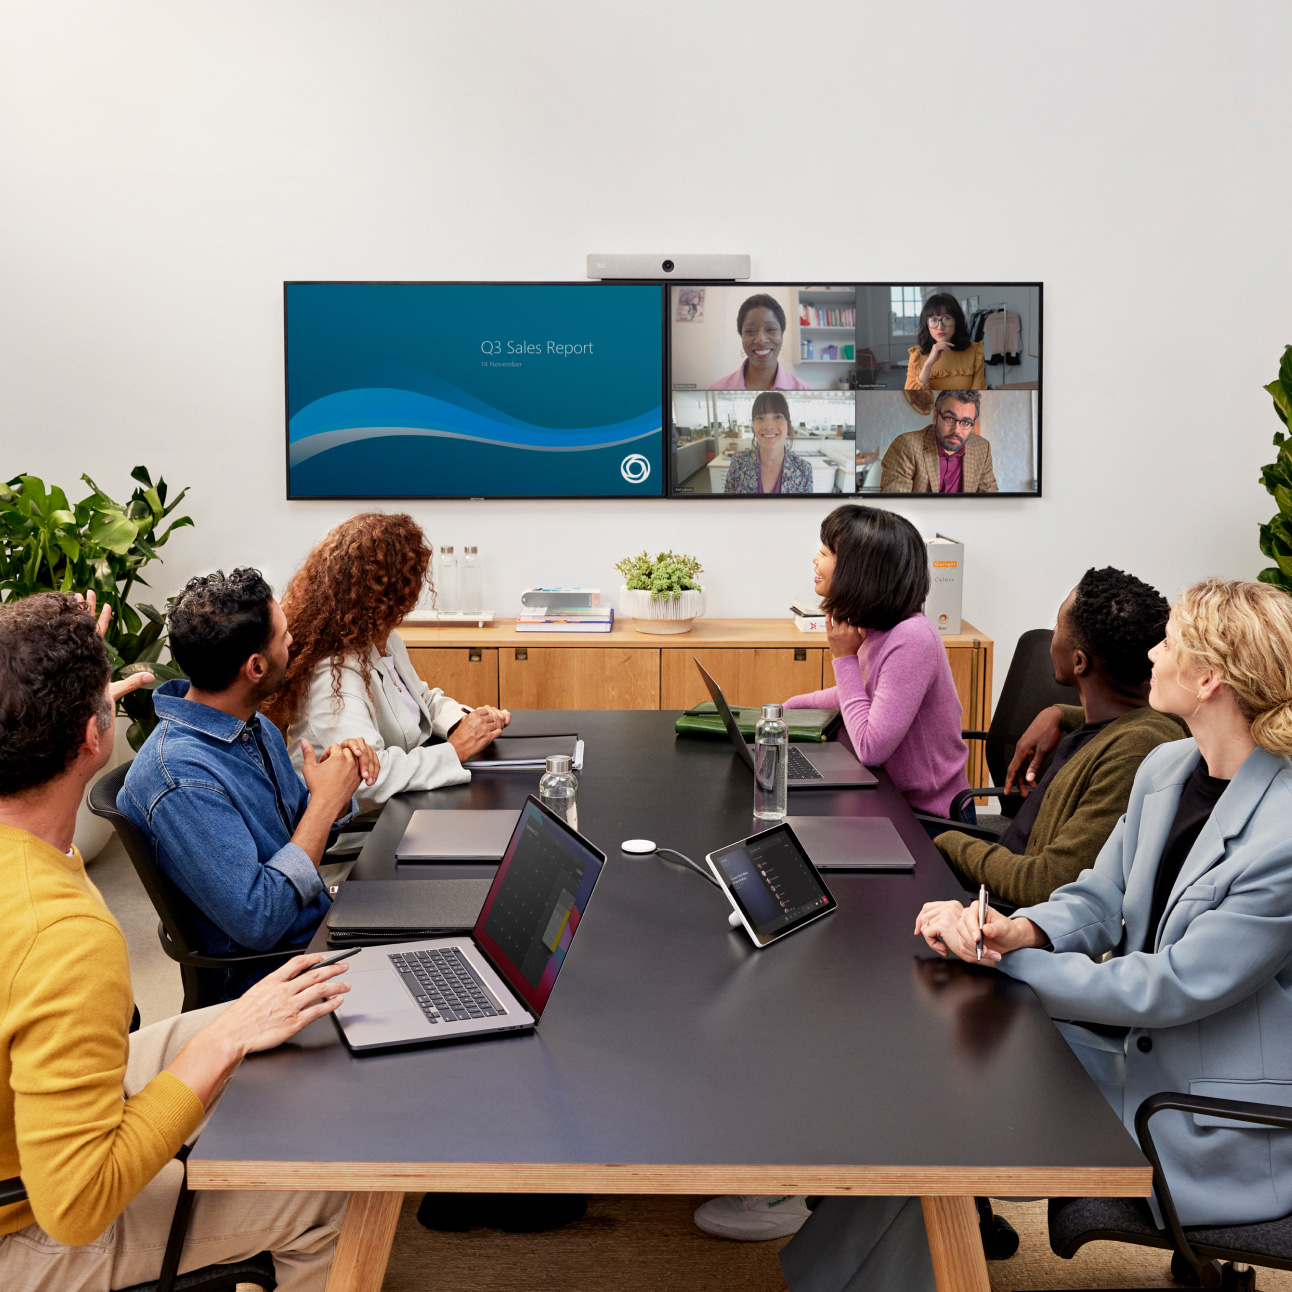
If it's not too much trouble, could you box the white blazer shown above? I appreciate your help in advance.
[288,631,471,810]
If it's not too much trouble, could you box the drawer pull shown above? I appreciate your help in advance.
[469,647,482,663]
[794,647,807,662]
[515,648,528,662]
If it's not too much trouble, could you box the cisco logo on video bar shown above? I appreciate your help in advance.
[620,454,651,484]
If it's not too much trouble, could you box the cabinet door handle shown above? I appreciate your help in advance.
[794,647,807,662]
[515,648,528,662]
[469,648,482,663]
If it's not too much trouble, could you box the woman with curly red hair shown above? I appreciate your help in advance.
[264,513,509,808]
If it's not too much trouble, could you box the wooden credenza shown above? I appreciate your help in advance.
[398,618,993,788]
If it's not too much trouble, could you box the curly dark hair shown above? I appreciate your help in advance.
[736,292,787,335]
[0,593,111,796]
[263,513,432,733]
[916,293,971,354]
[819,505,930,631]
[1068,566,1170,691]
[168,568,275,692]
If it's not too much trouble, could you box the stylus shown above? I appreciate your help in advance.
[296,948,352,978]
[976,884,987,962]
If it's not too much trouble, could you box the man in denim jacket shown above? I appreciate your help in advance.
[120,569,377,998]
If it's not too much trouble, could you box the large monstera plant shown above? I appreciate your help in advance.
[1259,345,1292,594]
[0,466,193,748]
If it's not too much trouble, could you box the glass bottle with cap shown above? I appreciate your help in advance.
[438,546,459,616]
[539,754,578,830]
[460,545,481,616]
[753,703,789,820]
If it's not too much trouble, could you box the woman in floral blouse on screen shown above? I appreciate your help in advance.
[723,391,814,494]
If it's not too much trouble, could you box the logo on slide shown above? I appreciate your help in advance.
[620,454,651,484]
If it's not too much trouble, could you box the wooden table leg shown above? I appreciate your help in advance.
[921,1195,990,1292]
[325,1191,404,1292]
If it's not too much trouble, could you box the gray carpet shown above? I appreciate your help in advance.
[92,845,1292,1291]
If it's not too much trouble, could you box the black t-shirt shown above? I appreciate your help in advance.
[998,719,1113,854]
[1143,760,1230,951]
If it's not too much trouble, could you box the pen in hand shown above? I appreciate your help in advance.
[976,884,987,962]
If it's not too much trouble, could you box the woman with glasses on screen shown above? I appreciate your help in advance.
[712,293,811,391]
[722,391,814,494]
[905,293,986,391]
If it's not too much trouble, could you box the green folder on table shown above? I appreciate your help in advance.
[675,703,840,743]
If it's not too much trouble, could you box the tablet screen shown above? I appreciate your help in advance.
[709,824,835,946]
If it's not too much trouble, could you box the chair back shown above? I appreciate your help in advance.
[88,762,210,1008]
[984,629,1080,790]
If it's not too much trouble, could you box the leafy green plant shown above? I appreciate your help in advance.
[0,466,193,748]
[614,550,704,601]
[1259,346,1292,594]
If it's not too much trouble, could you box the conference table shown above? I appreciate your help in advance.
[187,711,1150,1292]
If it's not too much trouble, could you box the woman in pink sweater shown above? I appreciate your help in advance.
[785,505,970,818]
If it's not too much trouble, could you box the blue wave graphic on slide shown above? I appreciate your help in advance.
[289,387,660,466]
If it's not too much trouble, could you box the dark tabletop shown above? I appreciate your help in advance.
[190,711,1146,1183]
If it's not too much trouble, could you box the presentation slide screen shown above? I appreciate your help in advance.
[668,282,1041,498]
[285,282,666,499]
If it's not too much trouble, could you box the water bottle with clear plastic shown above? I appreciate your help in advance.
[753,703,789,820]
[438,546,459,616]
[539,754,578,830]
[460,546,481,616]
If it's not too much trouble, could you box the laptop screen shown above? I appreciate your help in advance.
[472,797,604,1017]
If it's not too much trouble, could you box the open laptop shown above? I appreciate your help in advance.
[333,796,605,1052]
[693,658,877,789]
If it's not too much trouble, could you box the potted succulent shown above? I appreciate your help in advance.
[615,550,705,635]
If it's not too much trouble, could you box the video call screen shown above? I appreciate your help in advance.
[475,801,602,1015]
[668,283,1042,498]
[714,826,834,941]
[285,282,665,499]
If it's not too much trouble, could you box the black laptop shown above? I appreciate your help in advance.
[694,658,877,789]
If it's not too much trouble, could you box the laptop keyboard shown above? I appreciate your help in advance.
[788,746,824,780]
[388,947,504,1024]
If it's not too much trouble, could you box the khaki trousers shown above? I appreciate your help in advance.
[0,1004,348,1292]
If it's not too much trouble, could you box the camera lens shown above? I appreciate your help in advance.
[661,259,675,273]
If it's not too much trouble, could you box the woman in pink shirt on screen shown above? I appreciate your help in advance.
[711,293,811,390]
[784,505,971,820]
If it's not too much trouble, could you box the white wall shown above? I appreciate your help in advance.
[3,1,1290,703]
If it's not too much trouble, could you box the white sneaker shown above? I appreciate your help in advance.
[693,1194,810,1240]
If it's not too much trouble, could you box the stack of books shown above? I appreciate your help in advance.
[790,598,826,634]
[516,588,614,634]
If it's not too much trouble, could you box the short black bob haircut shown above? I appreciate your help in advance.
[1067,566,1170,692]
[916,293,971,354]
[0,593,111,796]
[168,568,275,693]
[819,506,930,631]
[736,293,787,336]
[750,390,793,436]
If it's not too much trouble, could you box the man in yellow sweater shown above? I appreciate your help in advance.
[0,593,352,1290]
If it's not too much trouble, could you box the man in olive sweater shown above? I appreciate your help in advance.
[937,567,1187,908]
[0,594,350,1290]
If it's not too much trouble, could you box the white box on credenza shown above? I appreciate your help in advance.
[924,534,963,635]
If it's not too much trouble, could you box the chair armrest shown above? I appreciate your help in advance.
[913,813,1009,844]
[951,787,1019,820]
[961,729,990,742]
[0,1176,27,1207]
[1133,1091,1292,1284]
[156,922,302,970]
[325,809,380,850]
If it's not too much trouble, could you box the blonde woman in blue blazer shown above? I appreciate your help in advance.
[782,579,1292,1292]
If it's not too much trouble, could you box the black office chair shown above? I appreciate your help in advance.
[88,762,374,1011]
[1022,1091,1292,1291]
[915,627,1079,842]
[0,1146,276,1292]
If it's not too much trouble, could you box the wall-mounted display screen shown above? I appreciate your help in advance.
[285,282,665,499]
[668,282,1041,498]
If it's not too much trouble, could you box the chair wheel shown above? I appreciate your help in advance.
[981,1213,1020,1260]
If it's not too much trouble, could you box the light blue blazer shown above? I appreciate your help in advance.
[1000,738,1292,1228]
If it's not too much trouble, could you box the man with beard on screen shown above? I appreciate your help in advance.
[120,569,377,998]
[880,389,999,493]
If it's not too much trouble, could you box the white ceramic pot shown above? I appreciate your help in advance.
[620,585,705,635]
[74,716,133,861]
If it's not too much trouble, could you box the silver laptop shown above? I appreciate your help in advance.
[694,658,877,789]
[333,796,605,1052]
[394,809,522,862]
[783,815,914,870]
